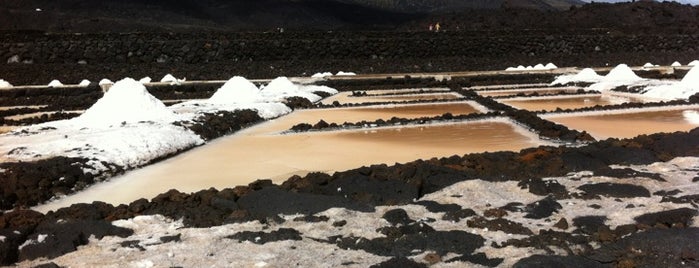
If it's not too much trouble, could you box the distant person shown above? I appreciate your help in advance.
[435,23,441,32]
[429,24,434,31]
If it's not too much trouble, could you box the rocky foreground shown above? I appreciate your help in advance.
[1,125,698,267]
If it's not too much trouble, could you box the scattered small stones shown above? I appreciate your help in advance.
[553,218,569,230]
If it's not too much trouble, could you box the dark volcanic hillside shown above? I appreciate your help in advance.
[0,0,592,33]
[0,0,422,32]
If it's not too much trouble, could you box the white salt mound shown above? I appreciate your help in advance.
[643,62,655,68]
[680,65,699,87]
[603,64,642,82]
[99,79,113,85]
[262,77,297,94]
[79,80,91,87]
[260,77,321,102]
[312,72,333,78]
[533,63,546,70]
[161,74,181,84]
[671,61,682,67]
[209,76,261,104]
[683,110,699,124]
[0,79,12,88]
[642,65,699,100]
[336,71,357,76]
[545,63,558,69]
[47,80,63,87]
[139,77,152,84]
[75,78,176,127]
[689,60,699,67]
[551,68,603,85]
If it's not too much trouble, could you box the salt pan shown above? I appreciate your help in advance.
[209,76,261,104]
[551,68,603,85]
[99,79,113,85]
[48,80,63,87]
[0,79,12,88]
[75,78,177,127]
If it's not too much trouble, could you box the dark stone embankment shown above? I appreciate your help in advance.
[2,31,699,85]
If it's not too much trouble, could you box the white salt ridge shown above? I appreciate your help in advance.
[99,79,113,85]
[336,71,357,76]
[208,76,261,104]
[79,80,91,87]
[260,77,321,102]
[603,64,642,82]
[299,85,339,95]
[642,65,699,100]
[48,80,63,87]
[671,61,683,67]
[587,64,644,92]
[506,63,557,71]
[683,110,699,124]
[688,60,699,66]
[551,68,603,85]
[311,72,333,78]
[139,77,152,84]
[0,79,12,88]
[75,78,177,127]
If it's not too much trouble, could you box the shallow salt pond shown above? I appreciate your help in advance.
[305,101,486,124]
[476,87,581,98]
[35,117,548,212]
[499,94,646,112]
[544,106,699,139]
[468,83,550,90]
[320,91,463,105]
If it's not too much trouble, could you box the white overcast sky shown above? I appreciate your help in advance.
[582,0,698,4]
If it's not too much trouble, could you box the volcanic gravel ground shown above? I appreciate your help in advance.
[2,72,699,267]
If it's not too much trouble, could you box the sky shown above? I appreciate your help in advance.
[582,0,698,4]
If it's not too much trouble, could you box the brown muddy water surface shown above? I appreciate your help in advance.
[500,94,647,112]
[545,107,699,139]
[477,87,582,98]
[321,91,463,105]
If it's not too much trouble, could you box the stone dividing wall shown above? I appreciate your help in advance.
[2,32,698,65]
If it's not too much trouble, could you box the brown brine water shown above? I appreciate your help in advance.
[36,114,547,212]
[476,87,582,98]
[500,94,647,112]
[545,107,699,139]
